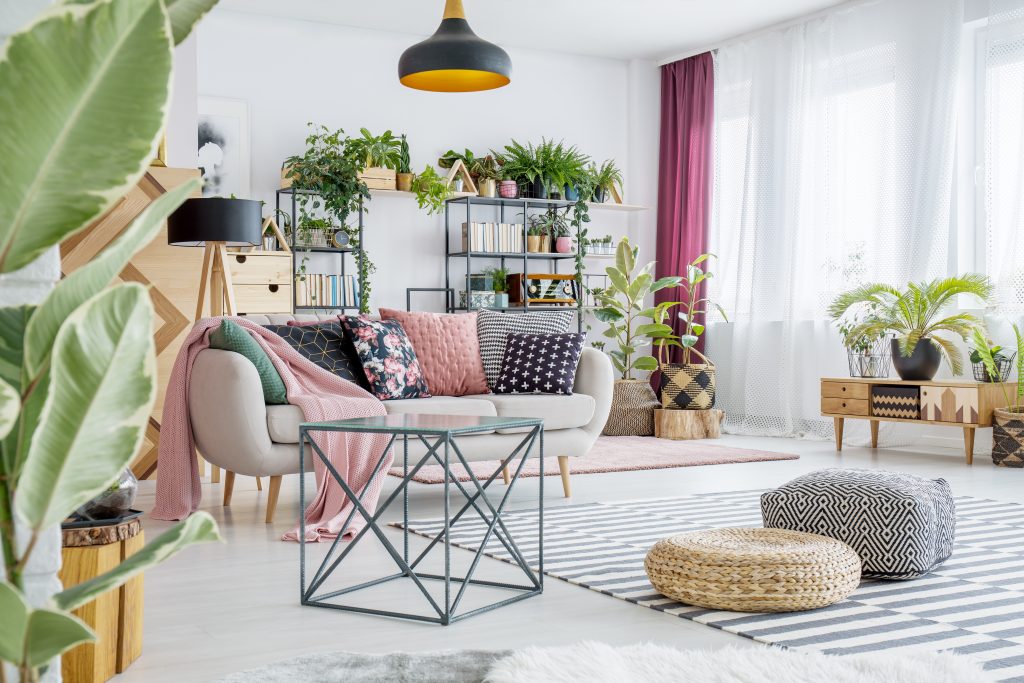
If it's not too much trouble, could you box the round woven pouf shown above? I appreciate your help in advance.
[644,528,861,613]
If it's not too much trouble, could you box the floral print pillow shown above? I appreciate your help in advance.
[340,317,431,400]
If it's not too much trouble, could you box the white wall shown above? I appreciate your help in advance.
[196,10,649,313]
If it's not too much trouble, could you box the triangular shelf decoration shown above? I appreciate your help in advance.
[445,159,478,195]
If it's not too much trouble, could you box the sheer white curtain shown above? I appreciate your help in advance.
[707,0,963,438]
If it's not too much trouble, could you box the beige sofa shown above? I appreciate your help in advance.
[188,314,614,522]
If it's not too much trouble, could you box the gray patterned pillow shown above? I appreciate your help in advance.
[477,310,575,389]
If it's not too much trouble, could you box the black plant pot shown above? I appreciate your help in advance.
[891,338,942,381]
[593,187,607,203]
[530,177,548,199]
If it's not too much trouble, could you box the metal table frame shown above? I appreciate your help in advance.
[298,415,544,625]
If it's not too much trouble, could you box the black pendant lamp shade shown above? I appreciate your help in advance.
[399,0,511,92]
[167,198,262,247]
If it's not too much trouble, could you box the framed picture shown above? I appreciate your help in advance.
[196,96,250,198]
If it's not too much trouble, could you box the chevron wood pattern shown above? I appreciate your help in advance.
[61,167,202,479]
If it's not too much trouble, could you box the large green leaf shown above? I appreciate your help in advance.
[24,178,199,378]
[0,0,173,273]
[0,582,29,663]
[650,276,683,293]
[631,356,659,371]
[15,284,156,530]
[56,512,220,611]
[64,0,219,46]
[0,379,18,442]
[24,609,94,668]
[0,306,33,388]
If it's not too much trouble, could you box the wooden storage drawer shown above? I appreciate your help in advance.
[920,386,980,424]
[821,397,870,416]
[228,252,291,285]
[234,283,292,314]
[821,381,870,400]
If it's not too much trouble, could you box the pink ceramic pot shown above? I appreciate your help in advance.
[499,180,519,199]
[555,236,573,253]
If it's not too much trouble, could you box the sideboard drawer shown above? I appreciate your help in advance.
[228,252,292,285]
[822,381,870,400]
[921,386,980,423]
[234,283,292,314]
[821,397,870,416]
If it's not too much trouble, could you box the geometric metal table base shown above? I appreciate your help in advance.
[298,414,544,625]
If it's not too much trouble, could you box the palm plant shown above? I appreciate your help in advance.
[828,274,994,375]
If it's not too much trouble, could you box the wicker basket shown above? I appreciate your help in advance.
[644,528,861,613]
[660,362,715,410]
[602,380,658,436]
[993,407,1024,468]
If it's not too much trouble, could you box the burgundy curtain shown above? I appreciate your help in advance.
[655,52,714,368]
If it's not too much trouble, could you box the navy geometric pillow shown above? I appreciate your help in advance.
[263,323,369,391]
[492,333,585,395]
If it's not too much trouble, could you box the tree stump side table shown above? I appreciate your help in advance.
[60,517,144,683]
[654,409,725,440]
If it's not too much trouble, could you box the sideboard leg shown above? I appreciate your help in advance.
[963,427,975,466]
[870,420,879,448]
[833,417,845,452]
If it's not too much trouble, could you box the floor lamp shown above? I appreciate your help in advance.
[168,197,262,485]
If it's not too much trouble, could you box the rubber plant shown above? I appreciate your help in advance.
[593,239,683,379]
[0,1,222,680]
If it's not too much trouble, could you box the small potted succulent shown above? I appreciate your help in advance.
[973,326,1024,467]
[472,155,501,198]
[396,134,414,192]
[485,265,511,308]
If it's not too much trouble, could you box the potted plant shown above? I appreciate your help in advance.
[971,334,1014,382]
[593,238,683,435]
[351,127,401,190]
[438,148,477,173]
[528,211,562,252]
[834,306,890,378]
[589,160,623,203]
[471,155,501,198]
[550,143,590,201]
[485,266,511,308]
[526,217,545,253]
[549,212,573,253]
[496,140,545,198]
[396,134,414,192]
[411,165,453,215]
[973,326,1024,466]
[652,254,728,410]
[828,274,993,381]
[498,166,519,198]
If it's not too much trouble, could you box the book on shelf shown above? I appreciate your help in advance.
[295,273,359,308]
[460,222,525,253]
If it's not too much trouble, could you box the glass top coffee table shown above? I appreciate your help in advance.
[298,413,543,625]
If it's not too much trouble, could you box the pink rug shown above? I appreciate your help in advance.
[387,436,799,484]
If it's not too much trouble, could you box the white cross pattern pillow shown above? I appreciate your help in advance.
[492,332,585,395]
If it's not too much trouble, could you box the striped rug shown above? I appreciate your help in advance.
[400,491,1024,682]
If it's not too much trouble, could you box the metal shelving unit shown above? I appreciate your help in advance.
[444,195,583,332]
[276,187,364,312]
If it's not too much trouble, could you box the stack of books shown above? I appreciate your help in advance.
[461,222,525,253]
[295,274,359,308]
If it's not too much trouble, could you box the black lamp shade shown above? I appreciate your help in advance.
[167,198,262,247]
[399,9,511,92]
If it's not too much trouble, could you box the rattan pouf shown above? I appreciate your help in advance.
[644,528,861,613]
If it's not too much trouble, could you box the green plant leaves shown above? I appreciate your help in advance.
[0,583,94,668]
[65,0,219,46]
[0,379,18,442]
[632,356,658,371]
[56,512,220,611]
[15,284,155,530]
[24,179,199,378]
[0,0,173,273]
[650,276,682,293]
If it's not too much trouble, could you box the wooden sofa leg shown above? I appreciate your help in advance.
[223,471,236,506]
[557,456,571,498]
[266,475,283,524]
[502,466,511,485]
[255,476,263,491]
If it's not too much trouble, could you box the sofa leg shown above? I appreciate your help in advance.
[502,466,511,485]
[255,476,263,491]
[223,470,236,506]
[266,475,283,524]
[557,456,571,498]
[211,465,220,484]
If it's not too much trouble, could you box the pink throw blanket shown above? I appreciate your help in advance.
[152,317,390,542]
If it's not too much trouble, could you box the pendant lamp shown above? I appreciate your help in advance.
[399,0,511,92]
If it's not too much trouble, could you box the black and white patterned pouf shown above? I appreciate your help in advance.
[761,469,955,580]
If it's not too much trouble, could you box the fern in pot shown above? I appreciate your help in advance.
[593,239,682,435]
[653,254,727,410]
[973,326,1024,467]
[828,275,993,381]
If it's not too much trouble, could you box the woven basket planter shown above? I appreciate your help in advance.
[602,380,658,436]
[644,528,861,613]
[660,363,716,410]
[993,408,1024,468]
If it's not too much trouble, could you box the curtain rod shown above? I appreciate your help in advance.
[656,0,876,66]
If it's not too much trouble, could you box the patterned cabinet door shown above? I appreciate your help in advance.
[920,386,980,423]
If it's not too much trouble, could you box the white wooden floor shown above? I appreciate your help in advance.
[116,434,1020,682]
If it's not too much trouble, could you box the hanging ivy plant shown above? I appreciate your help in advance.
[284,124,375,313]
[571,175,595,307]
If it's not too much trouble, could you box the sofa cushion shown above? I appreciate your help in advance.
[469,393,596,433]
[493,332,585,395]
[379,309,488,397]
[265,397,498,444]
[340,317,431,400]
[209,319,288,404]
[264,322,369,390]
[477,309,575,389]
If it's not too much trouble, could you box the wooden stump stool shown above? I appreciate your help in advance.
[654,408,724,440]
[60,517,144,683]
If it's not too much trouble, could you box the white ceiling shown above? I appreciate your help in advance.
[216,0,850,61]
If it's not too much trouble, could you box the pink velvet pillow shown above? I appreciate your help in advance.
[378,309,489,396]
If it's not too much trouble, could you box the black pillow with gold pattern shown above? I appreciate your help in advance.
[263,323,369,391]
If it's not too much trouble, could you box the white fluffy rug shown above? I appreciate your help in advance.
[484,643,988,683]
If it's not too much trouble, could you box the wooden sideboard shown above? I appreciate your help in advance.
[820,377,1014,464]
